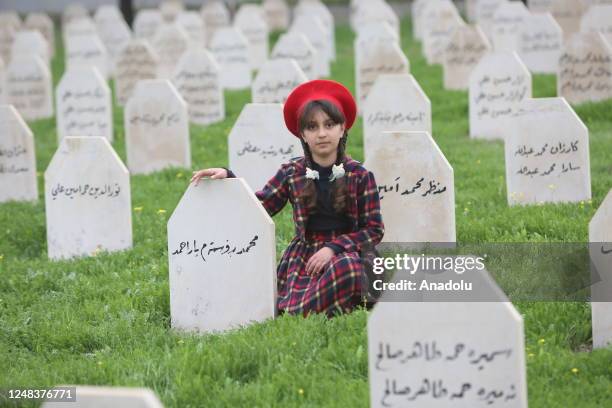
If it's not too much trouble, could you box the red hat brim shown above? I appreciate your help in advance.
[283,79,357,137]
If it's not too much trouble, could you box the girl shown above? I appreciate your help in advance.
[191,79,384,317]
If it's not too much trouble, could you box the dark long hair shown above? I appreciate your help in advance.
[298,100,349,213]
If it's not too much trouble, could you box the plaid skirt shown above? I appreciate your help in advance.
[277,229,366,317]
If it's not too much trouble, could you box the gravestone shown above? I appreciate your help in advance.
[94,5,132,75]
[176,11,206,47]
[0,57,4,103]
[469,52,531,140]
[133,9,163,42]
[504,97,591,205]
[209,27,251,90]
[271,32,318,80]
[234,7,269,70]
[581,4,612,47]
[0,26,15,66]
[356,41,410,110]
[0,11,21,30]
[0,105,37,203]
[63,17,98,44]
[5,55,53,120]
[160,0,184,22]
[368,272,528,407]
[355,22,399,73]
[114,39,159,106]
[124,80,190,174]
[294,0,336,60]
[551,0,587,39]
[45,137,132,260]
[352,0,400,38]
[200,0,230,46]
[152,24,190,79]
[290,15,330,77]
[228,103,302,191]
[443,25,491,90]
[11,30,49,66]
[517,12,563,74]
[56,67,112,142]
[168,178,276,333]
[558,32,612,104]
[251,59,307,103]
[412,0,428,40]
[172,48,224,125]
[364,131,456,244]
[490,1,530,52]
[589,189,612,349]
[421,1,465,65]
[527,0,553,12]
[363,74,432,163]
[65,33,109,80]
[42,386,164,408]
[474,0,506,38]
[24,13,55,57]
[263,0,290,31]
[62,3,88,27]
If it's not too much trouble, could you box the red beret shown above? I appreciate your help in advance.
[283,79,357,137]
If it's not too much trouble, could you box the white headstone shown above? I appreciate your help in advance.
[0,26,15,66]
[552,0,587,39]
[581,4,612,45]
[558,32,612,105]
[56,67,112,142]
[504,97,591,205]
[365,131,455,244]
[63,16,98,44]
[469,52,532,140]
[412,0,428,39]
[355,22,400,75]
[353,0,400,38]
[209,27,251,90]
[356,41,410,110]
[527,0,553,12]
[200,1,230,46]
[263,0,290,31]
[474,0,507,38]
[0,11,21,31]
[42,386,164,408]
[114,39,159,106]
[5,55,53,120]
[290,15,331,77]
[234,7,269,70]
[0,57,5,103]
[228,103,302,190]
[62,4,88,27]
[294,0,336,60]
[94,5,132,75]
[152,24,190,79]
[252,59,307,104]
[490,1,530,52]
[517,12,563,74]
[172,48,225,125]
[45,137,132,260]
[368,278,528,407]
[271,32,318,80]
[422,2,465,65]
[65,33,109,80]
[124,80,190,175]
[176,11,206,47]
[24,13,55,57]
[363,74,432,163]
[11,30,49,66]
[133,9,163,42]
[589,189,612,349]
[443,25,491,90]
[160,0,184,22]
[168,178,276,333]
[0,105,37,203]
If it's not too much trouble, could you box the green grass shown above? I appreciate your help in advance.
[1,14,612,408]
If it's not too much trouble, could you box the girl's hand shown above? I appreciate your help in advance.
[191,168,228,185]
[305,247,335,276]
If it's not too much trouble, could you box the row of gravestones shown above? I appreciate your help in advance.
[411,0,612,105]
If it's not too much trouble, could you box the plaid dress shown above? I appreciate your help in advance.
[254,156,385,316]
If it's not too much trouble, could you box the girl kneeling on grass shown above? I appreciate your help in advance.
[191,80,384,317]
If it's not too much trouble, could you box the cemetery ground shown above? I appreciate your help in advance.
[1,16,612,408]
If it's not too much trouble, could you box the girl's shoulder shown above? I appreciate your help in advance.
[344,157,371,178]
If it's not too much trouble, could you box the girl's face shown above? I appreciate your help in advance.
[300,109,345,160]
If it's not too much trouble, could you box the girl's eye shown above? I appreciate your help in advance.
[307,124,317,131]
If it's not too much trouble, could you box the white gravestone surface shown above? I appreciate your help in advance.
[0,12,21,31]
[368,276,528,407]
[160,0,184,22]
[443,25,491,90]
[581,4,612,45]
[558,32,612,105]
[490,1,530,52]
[228,103,302,191]
[263,0,290,31]
[422,3,465,65]
[0,57,5,103]
[356,41,410,111]
[355,22,400,79]
[271,32,318,80]
[0,105,37,203]
[469,52,532,140]
[65,33,109,80]
[56,67,113,142]
[353,0,400,38]
[294,0,336,60]
[412,0,428,40]
[365,131,456,244]
[252,59,308,104]
[172,48,225,126]
[0,26,16,67]
[11,30,50,67]
[24,13,55,57]
[552,0,587,39]
[363,74,432,163]
[62,4,88,27]
[63,17,98,46]
[168,178,276,333]
[527,0,553,12]
[589,189,612,349]
[210,27,251,90]
[504,97,591,205]
[152,24,190,79]
[114,39,159,106]
[45,137,132,260]
[517,12,563,74]
[176,11,206,47]
[5,55,53,121]
[234,7,269,70]
[42,386,164,408]
[133,9,164,42]
[124,80,190,175]
[200,0,231,46]
[94,6,132,75]
[290,15,331,77]
[474,0,506,38]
